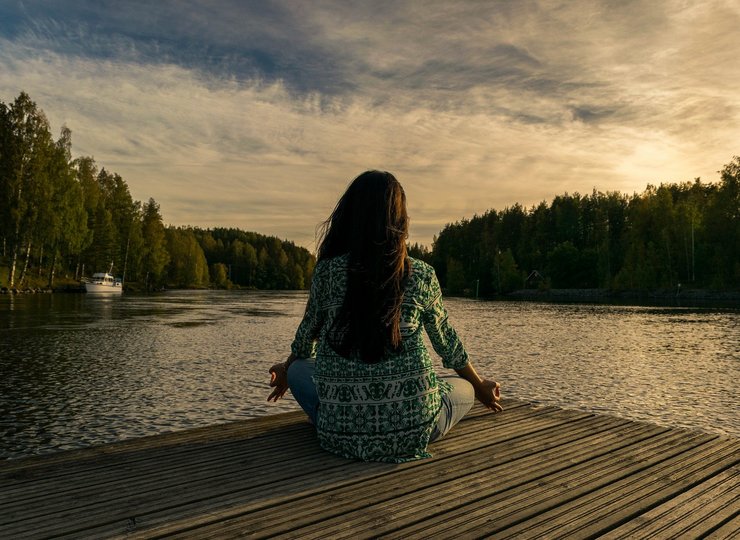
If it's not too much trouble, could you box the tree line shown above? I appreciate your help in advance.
[0,91,314,291]
[3,91,736,295]
[420,157,739,295]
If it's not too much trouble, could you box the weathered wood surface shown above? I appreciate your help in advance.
[1,399,737,539]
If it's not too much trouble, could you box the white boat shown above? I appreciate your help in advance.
[84,273,123,294]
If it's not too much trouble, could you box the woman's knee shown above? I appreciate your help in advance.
[287,358,304,380]
[286,359,319,424]
[460,379,475,402]
[287,358,315,390]
[443,376,475,405]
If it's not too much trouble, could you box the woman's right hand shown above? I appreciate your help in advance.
[267,362,289,402]
[475,379,503,412]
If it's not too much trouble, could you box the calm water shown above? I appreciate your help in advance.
[1,291,738,459]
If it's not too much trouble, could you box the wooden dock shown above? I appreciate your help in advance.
[1,399,738,539]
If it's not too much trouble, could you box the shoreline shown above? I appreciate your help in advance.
[446,287,740,308]
[3,284,740,307]
[503,287,740,306]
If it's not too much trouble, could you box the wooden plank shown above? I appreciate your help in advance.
[464,399,531,418]
[1,427,319,507]
[168,419,659,538]
[289,426,692,540]
[600,465,740,539]
[2,450,350,538]
[704,513,740,540]
[117,412,596,536]
[1,425,320,499]
[1,401,540,538]
[0,399,524,498]
[489,438,740,539]
[2,399,737,540]
[98,409,606,539]
[378,429,709,540]
[1,401,539,520]
[1,421,317,487]
[0,411,307,476]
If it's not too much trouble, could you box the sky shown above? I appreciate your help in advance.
[1,0,739,250]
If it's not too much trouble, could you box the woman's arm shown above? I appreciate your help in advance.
[421,266,502,412]
[267,261,325,402]
[289,263,324,360]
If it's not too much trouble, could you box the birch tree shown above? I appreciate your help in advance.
[0,92,54,288]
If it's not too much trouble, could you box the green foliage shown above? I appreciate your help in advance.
[431,166,740,293]
[210,262,231,288]
[0,92,55,286]
[446,257,466,294]
[141,198,170,289]
[704,157,740,287]
[192,228,313,290]
[165,227,209,288]
[495,248,522,293]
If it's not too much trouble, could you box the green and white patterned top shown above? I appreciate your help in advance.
[291,254,469,462]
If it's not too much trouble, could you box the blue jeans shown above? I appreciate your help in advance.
[286,358,475,441]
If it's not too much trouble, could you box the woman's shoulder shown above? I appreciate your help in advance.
[320,253,349,266]
[315,254,434,282]
[406,257,440,298]
[314,253,349,275]
[408,257,436,279]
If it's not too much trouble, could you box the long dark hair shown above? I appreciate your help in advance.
[317,170,409,363]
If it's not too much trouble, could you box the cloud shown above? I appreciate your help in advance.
[1,0,739,249]
[0,0,353,94]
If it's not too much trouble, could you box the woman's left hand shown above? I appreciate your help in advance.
[267,362,289,402]
[475,379,503,412]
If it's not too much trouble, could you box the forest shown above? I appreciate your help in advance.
[0,92,314,291]
[419,157,739,295]
[2,91,738,295]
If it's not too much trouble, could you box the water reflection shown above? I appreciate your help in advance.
[0,291,737,459]
[444,300,739,439]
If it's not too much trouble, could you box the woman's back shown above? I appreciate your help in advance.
[269,170,502,463]
[291,254,469,462]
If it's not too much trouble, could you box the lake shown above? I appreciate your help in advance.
[1,290,738,459]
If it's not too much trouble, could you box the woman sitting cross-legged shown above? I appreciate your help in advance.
[267,170,502,463]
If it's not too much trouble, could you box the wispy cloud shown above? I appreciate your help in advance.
[1,0,738,249]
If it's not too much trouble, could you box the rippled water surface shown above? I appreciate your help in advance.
[1,291,738,458]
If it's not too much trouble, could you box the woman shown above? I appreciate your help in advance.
[267,171,502,463]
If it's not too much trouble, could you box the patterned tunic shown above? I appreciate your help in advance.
[291,254,469,463]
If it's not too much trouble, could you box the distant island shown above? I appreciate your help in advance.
[1,91,738,297]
